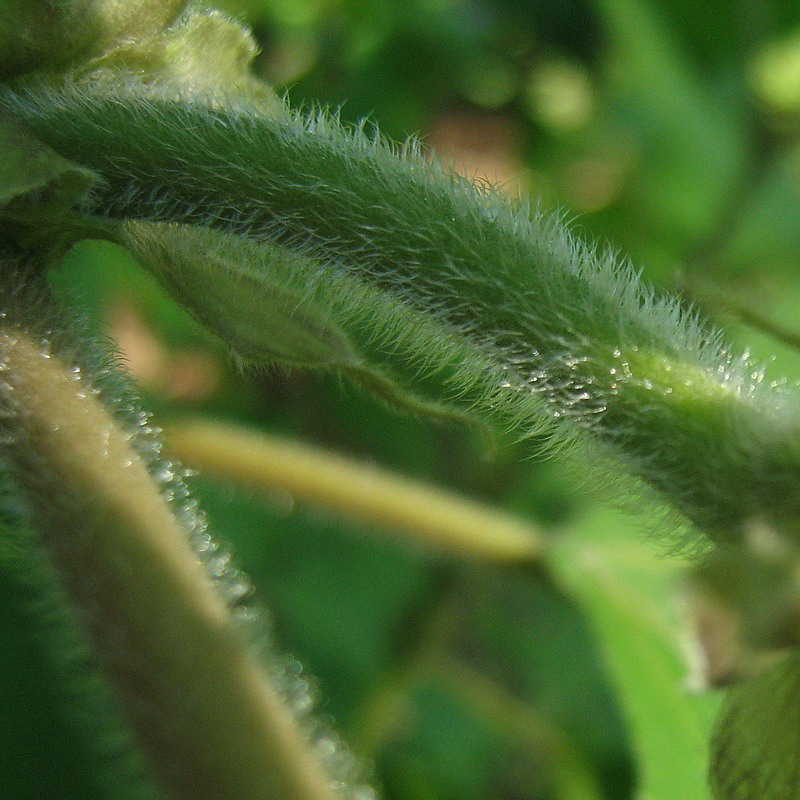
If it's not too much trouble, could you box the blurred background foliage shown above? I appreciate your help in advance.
[6,0,800,798]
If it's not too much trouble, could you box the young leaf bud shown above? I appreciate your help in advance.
[0,0,186,80]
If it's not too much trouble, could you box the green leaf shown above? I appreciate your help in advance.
[552,507,721,800]
[0,0,96,79]
[710,654,800,800]
[454,565,634,799]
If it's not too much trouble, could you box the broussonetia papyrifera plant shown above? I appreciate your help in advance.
[2,2,800,799]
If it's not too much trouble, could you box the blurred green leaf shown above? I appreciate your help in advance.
[455,565,635,799]
[591,0,745,254]
[710,654,800,800]
[552,507,720,800]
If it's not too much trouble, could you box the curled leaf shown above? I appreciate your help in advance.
[0,108,97,253]
[0,109,95,213]
[123,221,498,434]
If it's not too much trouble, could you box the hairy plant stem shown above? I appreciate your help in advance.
[7,85,800,543]
[0,327,342,800]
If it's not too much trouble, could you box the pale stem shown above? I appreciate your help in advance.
[164,420,545,564]
[0,330,342,800]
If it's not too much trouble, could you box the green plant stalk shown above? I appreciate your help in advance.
[0,321,347,800]
[5,85,800,544]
